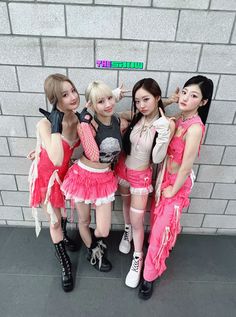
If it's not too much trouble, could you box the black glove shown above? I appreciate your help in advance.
[75,107,93,123]
[39,103,64,134]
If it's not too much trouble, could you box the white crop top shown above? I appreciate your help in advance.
[125,116,157,169]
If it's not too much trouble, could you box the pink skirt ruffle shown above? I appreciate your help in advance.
[61,161,118,206]
[143,171,192,282]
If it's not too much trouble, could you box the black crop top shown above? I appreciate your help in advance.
[94,115,122,164]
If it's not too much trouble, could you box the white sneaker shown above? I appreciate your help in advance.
[119,225,132,254]
[125,252,143,288]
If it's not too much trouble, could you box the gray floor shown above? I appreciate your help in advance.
[0,227,236,317]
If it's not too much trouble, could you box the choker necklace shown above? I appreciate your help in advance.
[181,113,198,122]
[139,114,159,136]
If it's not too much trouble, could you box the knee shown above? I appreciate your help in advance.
[50,220,61,231]
[78,218,90,227]
[96,227,110,238]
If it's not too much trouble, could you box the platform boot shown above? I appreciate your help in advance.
[54,240,74,292]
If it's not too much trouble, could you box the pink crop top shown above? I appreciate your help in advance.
[167,115,205,165]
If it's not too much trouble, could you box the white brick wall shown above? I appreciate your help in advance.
[42,38,94,67]
[148,42,201,71]
[8,138,36,157]
[0,1,235,235]
[0,66,18,91]
[0,116,27,137]
[96,0,151,5]
[222,147,236,165]
[67,6,121,38]
[0,175,17,190]
[206,125,236,146]
[210,0,236,11]
[195,145,224,165]
[96,40,148,66]
[0,3,10,34]
[0,36,41,65]
[9,3,65,36]
[225,201,236,215]
[212,184,236,200]
[0,92,45,116]
[199,45,236,74]
[177,11,234,43]
[17,67,67,93]
[190,182,213,198]
[207,101,236,124]
[123,8,178,40]
[0,137,10,156]
[68,68,118,95]
[153,0,209,9]
[216,76,236,100]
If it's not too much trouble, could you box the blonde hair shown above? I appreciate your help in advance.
[44,73,78,105]
[85,80,113,106]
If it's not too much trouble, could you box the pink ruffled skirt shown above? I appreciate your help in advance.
[61,160,118,206]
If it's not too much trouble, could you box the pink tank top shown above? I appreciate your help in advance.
[167,115,205,165]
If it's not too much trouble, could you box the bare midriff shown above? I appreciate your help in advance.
[80,155,111,170]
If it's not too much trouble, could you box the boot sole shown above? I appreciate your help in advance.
[138,291,153,300]
[125,279,140,288]
[63,285,74,292]
[119,246,131,254]
[91,263,112,272]
[62,281,74,292]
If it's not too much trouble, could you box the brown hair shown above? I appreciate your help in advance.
[44,73,78,105]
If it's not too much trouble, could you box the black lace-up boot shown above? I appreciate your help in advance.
[87,231,112,272]
[61,217,77,252]
[54,240,74,292]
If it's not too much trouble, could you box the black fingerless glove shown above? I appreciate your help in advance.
[75,107,93,123]
[39,103,64,134]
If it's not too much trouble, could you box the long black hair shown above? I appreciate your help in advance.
[123,78,164,156]
[183,75,214,125]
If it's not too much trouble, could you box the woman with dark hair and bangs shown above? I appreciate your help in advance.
[139,75,214,300]
[115,78,176,288]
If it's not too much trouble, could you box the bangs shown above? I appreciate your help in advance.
[86,81,113,105]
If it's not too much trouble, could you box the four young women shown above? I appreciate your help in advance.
[28,73,213,299]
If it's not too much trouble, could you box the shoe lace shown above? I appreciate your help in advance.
[90,246,103,269]
[123,230,129,242]
[56,244,72,276]
[131,256,140,272]
[97,240,107,253]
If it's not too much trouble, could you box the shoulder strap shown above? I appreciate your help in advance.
[113,112,121,125]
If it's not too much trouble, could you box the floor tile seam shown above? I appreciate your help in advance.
[0,272,122,280]
[0,272,60,277]
[1,273,236,285]
[76,275,122,280]
[160,279,236,285]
